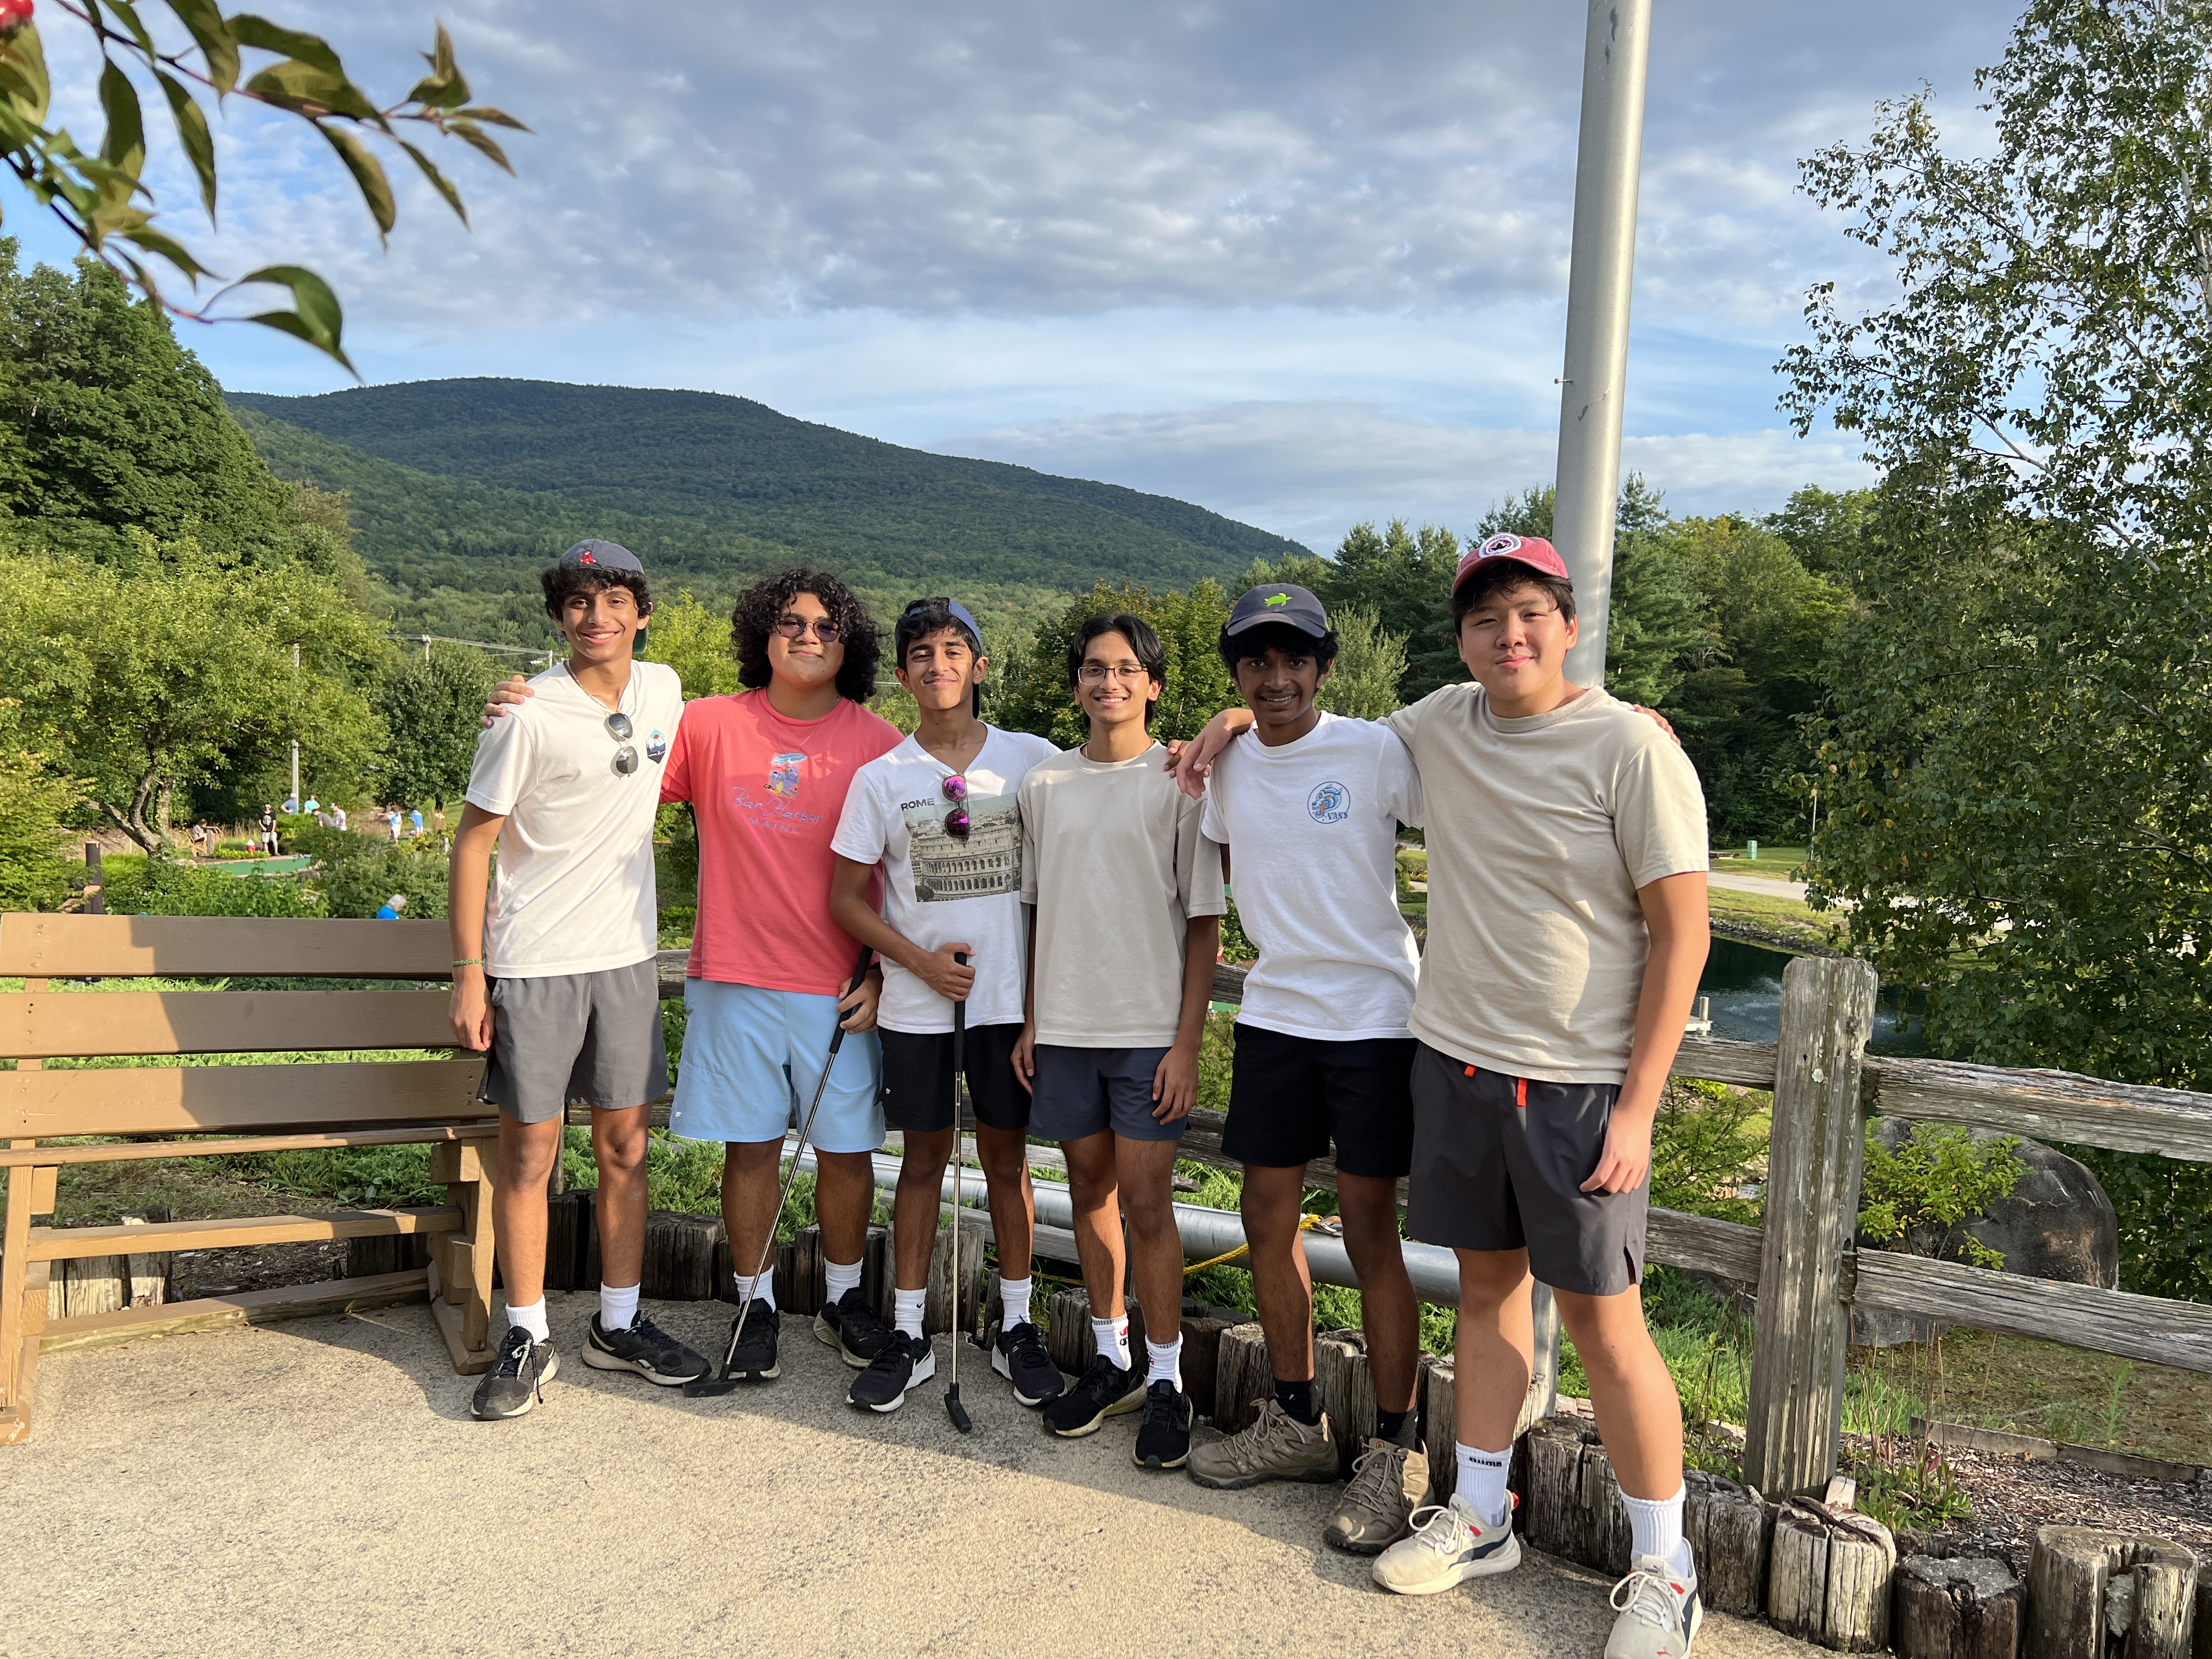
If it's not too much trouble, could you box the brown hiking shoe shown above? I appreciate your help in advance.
[1187,1397,1338,1489]
[1324,1436,1430,1554]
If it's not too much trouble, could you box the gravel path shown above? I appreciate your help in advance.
[6,1294,1830,1659]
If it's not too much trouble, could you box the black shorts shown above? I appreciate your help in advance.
[1221,1023,1417,1180]
[879,1024,1030,1135]
[1403,1043,1646,1297]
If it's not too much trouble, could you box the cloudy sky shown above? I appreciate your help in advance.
[19,2,2021,548]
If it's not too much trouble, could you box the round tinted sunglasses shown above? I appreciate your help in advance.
[606,711,639,776]
[939,771,969,838]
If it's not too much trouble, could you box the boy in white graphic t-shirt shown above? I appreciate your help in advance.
[828,598,1063,1417]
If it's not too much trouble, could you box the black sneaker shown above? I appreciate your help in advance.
[582,1311,709,1386]
[471,1324,558,1420]
[848,1329,937,1413]
[1041,1353,1143,1438]
[721,1300,781,1383]
[1132,1379,1194,1469]
[815,1287,895,1369]
[991,1320,1065,1406]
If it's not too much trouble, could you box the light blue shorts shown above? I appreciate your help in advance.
[669,979,885,1154]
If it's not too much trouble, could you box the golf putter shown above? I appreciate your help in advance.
[944,955,974,1432]
[686,941,875,1398]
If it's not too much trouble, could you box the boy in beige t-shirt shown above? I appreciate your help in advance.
[1016,612,1224,1468]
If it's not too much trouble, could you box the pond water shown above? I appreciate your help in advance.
[1696,937,1928,1056]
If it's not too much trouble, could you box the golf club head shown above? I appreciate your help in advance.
[682,1374,746,1398]
[945,1382,973,1433]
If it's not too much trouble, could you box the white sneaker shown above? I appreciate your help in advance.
[1370,1492,1520,1595]
[1605,1555,1702,1659]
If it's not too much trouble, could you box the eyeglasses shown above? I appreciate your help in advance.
[774,615,842,642]
[606,711,639,776]
[1077,662,1151,684]
[939,771,970,839]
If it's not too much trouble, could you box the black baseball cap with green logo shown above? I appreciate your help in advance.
[1225,583,1329,639]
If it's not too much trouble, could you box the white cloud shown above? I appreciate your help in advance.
[928,400,1874,549]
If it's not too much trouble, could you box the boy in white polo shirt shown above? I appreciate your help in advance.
[1179,584,1430,1556]
[449,539,708,1420]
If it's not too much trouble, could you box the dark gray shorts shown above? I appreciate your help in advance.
[1405,1042,1646,1297]
[1028,1045,1187,1143]
[479,958,670,1125]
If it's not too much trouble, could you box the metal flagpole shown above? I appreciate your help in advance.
[1554,0,1654,688]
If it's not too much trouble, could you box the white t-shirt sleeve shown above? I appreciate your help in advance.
[1613,726,1711,889]
[464,707,534,817]
[1375,726,1425,828]
[1199,771,1228,847]
[1018,774,1042,906]
[830,760,890,865]
[1176,789,1228,919]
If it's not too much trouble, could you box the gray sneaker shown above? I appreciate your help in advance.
[1606,1556,1702,1659]
[1324,1436,1430,1554]
[1186,1396,1338,1490]
[471,1324,558,1420]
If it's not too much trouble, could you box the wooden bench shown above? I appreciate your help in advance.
[1,912,504,1444]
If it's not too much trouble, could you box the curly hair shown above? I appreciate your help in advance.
[730,565,882,703]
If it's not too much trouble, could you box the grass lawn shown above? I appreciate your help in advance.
[1711,845,1807,877]
[1707,885,1850,953]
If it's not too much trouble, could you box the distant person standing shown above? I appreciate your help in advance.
[332,803,349,832]
[376,894,408,920]
[386,807,403,842]
[190,821,211,859]
[303,795,320,818]
[411,808,426,838]
[258,805,279,856]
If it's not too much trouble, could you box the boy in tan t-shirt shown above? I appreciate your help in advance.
[1015,612,1224,1468]
[1371,533,1710,1659]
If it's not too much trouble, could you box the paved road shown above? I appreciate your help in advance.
[5,1296,1826,1659]
[1708,872,1810,901]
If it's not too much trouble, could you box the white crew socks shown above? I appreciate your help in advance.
[895,1286,928,1341]
[506,1297,550,1344]
[1092,1314,1132,1372]
[1623,1486,1693,1577]
[999,1274,1034,1331]
[1455,1442,1513,1528]
[733,1266,776,1310]
[823,1256,864,1304]
[1145,1336,1183,1391]
[599,1281,640,1333]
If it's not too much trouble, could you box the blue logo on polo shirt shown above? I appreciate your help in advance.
[1307,781,1351,823]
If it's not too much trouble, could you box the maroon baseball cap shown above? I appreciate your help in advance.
[1452,532,1571,595]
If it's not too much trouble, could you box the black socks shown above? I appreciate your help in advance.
[1376,1405,1412,1445]
[1273,1375,1321,1425]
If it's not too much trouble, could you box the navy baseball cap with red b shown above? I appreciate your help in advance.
[560,538,644,574]
[1452,531,1570,595]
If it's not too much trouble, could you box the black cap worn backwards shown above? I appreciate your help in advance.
[1225,583,1329,639]
[560,539,645,574]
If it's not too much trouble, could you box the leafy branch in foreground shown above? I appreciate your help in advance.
[0,1,525,368]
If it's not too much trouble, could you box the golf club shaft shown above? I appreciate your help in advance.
[948,958,967,1396]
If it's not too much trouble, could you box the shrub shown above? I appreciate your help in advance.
[106,855,321,917]
[1650,1079,1767,1226]
[1858,1122,2025,1270]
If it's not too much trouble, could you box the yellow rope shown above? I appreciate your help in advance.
[1182,1212,1334,1277]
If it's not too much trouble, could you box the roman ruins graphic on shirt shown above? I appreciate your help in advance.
[902,789,1021,902]
[766,751,804,798]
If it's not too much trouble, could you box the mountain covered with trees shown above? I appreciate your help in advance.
[228,378,1305,646]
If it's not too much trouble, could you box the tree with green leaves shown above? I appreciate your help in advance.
[368,642,497,809]
[0,697,81,907]
[1764,484,1875,588]
[992,579,1237,748]
[3,531,385,849]
[0,3,521,368]
[1314,604,1408,720]
[1782,0,2212,1295]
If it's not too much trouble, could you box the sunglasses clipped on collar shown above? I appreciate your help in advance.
[939,771,970,838]
[606,710,639,775]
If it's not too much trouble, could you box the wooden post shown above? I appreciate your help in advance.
[1768,1496,1897,1652]
[1893,1552,2023,1659]
[1213,1322,1271,1435]
[1523,1414,1632,1576]
[1746,955,1879,1496]
[1178,1308,1236,1419]
[1684,1468,1774,1618]
[84,844,104,914]
[925,1214,989,1335]
[641,1211,721,1301]
[1046,1285,1091,1375]
[2027,1527,2199,1659]
[1419,1355,1457,1504]
[1526,1282,1561,1431]
[1314,1328,1375,1475]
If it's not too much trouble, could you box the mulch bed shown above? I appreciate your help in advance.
[1890,1440,2212,1573]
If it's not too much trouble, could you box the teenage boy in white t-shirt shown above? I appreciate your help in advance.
[828,597,1064,1414]
[1015,613,1225,1469]
[1178,584,1430,1555]
[449,540,709,1420]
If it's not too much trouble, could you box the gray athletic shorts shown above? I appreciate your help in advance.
[1029,1044,1187,1143]
[478,958,670,1125]
[1405,1042,1647,1297]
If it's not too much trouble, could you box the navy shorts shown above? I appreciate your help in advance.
[1028,1045,1187,1143]
[880,1024,1030,1134]
[1222,1024,1415,1179]
[1404,1043,1646,1297]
